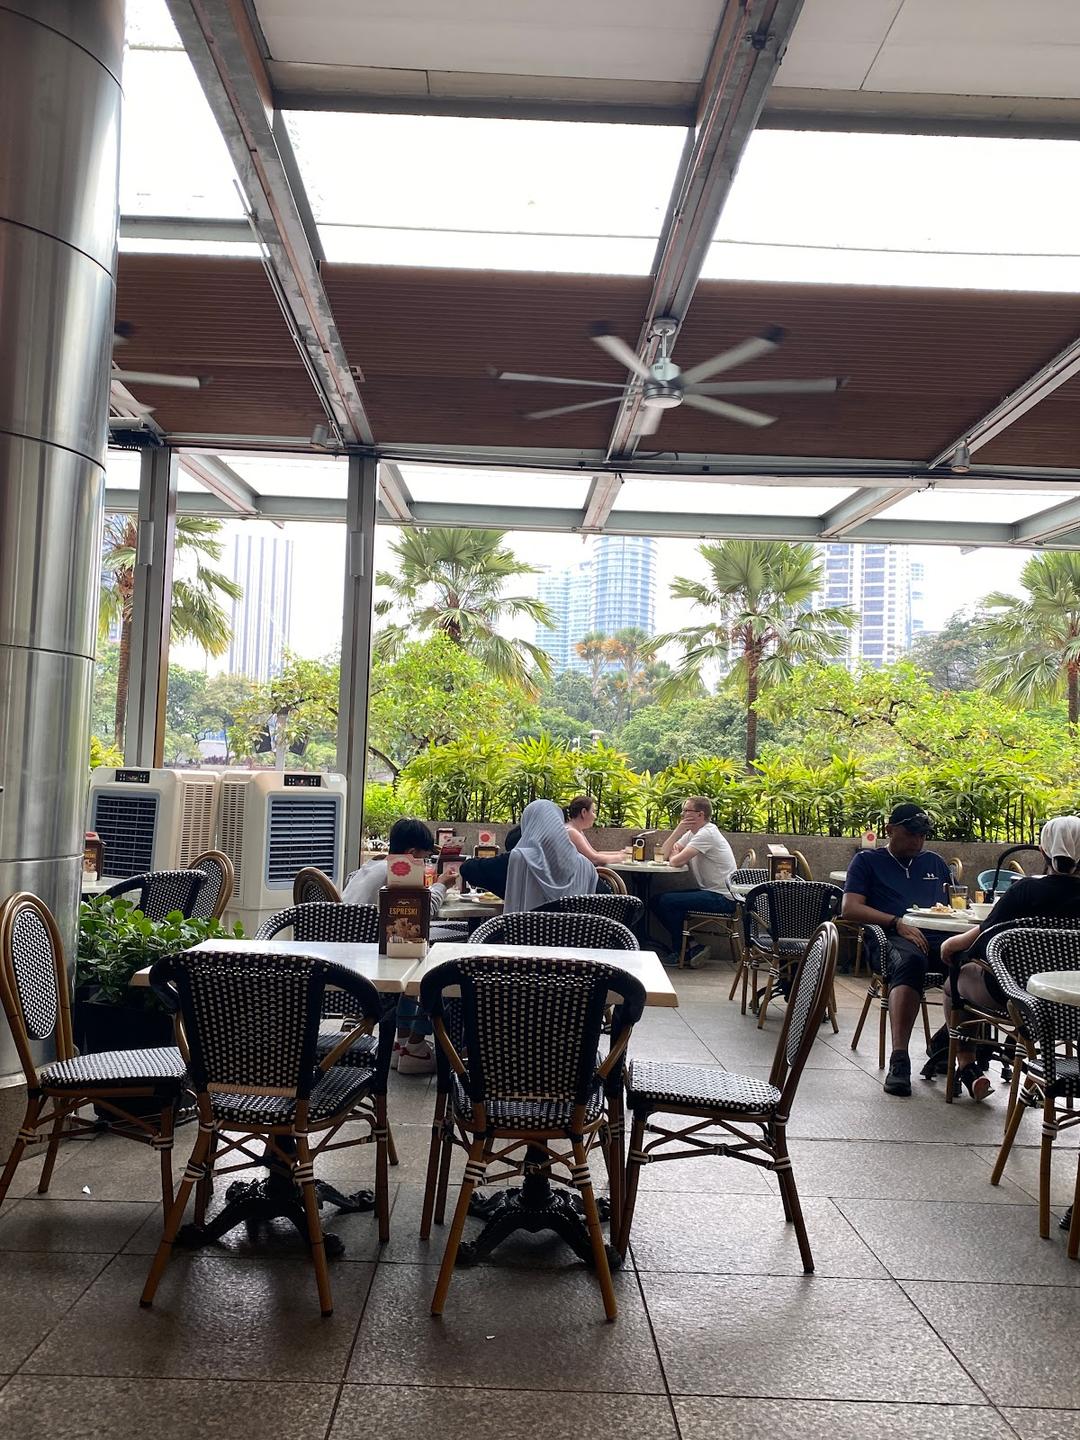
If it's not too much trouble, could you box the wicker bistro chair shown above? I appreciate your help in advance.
[257,902,378,943]
[187,850,234,921]
[139,947,396,1316]
[682,866,769,974]
[596,866,628,894]
[102,869,208,922]
[737,881,842,1030]
[292,866,343,906]
[985,927,1080,1245]
[537,892,644,929]
[850,924,945,1070]
[419,952,647,1321]
[619,922,839,1268]
[726,870,790,1000]
[0,893,186,1216]
[419,909,639,1243]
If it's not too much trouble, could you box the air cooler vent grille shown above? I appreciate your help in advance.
[266,795,340,887]
[178,782,215,867]
[218,783,247,890]
[91,793,159,878]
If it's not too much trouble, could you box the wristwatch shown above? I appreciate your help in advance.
[888,915,902,932]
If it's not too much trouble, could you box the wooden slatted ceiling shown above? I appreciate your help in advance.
[115,254,1080,465]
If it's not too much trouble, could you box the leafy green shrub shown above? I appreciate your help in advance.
[76,896,244,1007]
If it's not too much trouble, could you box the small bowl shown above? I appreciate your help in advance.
[969,902,992,920]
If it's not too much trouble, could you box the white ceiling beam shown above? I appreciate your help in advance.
[605,0,807,460]
[929,334,1080,470]
[179,455,259,517]
[580,473,624,531]
[120,215,254,245]
[818,485,913,539]
[165,0,373,448]
[377,460,413,522]
[1013,494,1080,545]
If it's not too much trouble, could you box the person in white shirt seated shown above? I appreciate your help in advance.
[653,795,737,961]
[342,817,456,1075]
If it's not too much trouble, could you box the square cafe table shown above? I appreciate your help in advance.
[406,940,676,1266]
[131,937,420,992]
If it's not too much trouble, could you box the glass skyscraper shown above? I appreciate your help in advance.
[535,535,657,670]
[227,533,294,681]
[821,542,912,669]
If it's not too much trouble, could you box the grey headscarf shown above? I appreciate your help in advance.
[503,799,598,913]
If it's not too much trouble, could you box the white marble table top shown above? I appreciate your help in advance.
[1027,970,1080,1006]
[405,942,678,1007]
[131,938,419,993]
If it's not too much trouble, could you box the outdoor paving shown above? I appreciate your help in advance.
[0,966,1078,1438]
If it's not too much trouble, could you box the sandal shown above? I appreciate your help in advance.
[955,1062,994,1102]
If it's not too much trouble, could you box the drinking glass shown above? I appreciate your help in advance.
[948,885,969,910]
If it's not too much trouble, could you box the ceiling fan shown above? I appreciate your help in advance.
[494,318,847,437]
[110,321,209,412]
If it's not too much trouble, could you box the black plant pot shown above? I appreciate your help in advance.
[72,985,182,1120]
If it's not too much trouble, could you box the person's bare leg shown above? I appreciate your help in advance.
[888,983,920,1053]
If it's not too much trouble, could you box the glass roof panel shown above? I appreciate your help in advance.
[883,488,1080,524]
[402,466,589,510]
[284,113,686,274]
[613,479,854,517]
[227,456,349,499]
[703,130,1080,292]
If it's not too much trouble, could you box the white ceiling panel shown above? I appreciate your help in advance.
[255,0,718,82]
[775,0,902,90]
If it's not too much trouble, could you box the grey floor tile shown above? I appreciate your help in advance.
[838,1198,1080,1286]
[1,1139,81,1199]
[971,1143,1080,1213]
[332,1385,678,1438]
[628,1192,886,1278]
[1001,1408,1080,1440]
[783,1139,1033,1204]
[19,1130,173,1203]
[903,1281,1080,1408]
[631,1130,775,1194]
[22,1253,374,1381]
[347,1261,665,1392]
[0,1251,109,1371]
[0,1375,337,1440]
[642,1272,985,1403]
[675,1397,1013,1439]
[0,1199,156,1254]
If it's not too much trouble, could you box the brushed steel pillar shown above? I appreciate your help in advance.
[0,1,124,1075]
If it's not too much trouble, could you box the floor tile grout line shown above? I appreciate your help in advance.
[10,1249,117,1376]
[627,1246,685,1440]
[319,1250,381,1440]
[897,1277,1025,1422]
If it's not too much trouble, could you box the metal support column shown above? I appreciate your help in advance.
[337,454,378,869]
[124,448,178,767]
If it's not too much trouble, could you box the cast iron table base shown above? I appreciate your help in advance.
[459,1146,619,1269]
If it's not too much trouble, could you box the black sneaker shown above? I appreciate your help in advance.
[883,1052,912,1097]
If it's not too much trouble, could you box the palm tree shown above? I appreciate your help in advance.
[979,552,1080,728]
[99,515,241,752]
[374,528,555,696]
[575,630,610,700]
[601,628,654,724]
[651,539,857,766]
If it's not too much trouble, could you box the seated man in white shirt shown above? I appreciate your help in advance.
[652,795,737,962]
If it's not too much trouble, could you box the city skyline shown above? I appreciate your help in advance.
[535,534,658,672]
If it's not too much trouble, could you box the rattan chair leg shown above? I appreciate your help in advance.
[945,1029,959,1105]
[573,1138,617,1321]
[605,1098,625,1244]
[141,1125,212,1307]
[157,1101,175,1214]
[741,957,752,1014]
[991,1075,1034,1184]
[617,1113,646,1257]
[431,1137,487,1316]
[36,1103,68,1194]
[1068,1155,1080,1261]
[375,1096,390,1244]
[677,925,691,969]
[193,1130,217,1228]
[728,955,745,1004]
[775,1133,814,1273]
[828,984,840,1034]
[419,1093,447,1241]
[0,1095,41,1205]
[920,998,932,1050]
[1040,1096,1056,1239]
[756,975,775,1029]
[296,1134,334,1315]
[877,994,888,1069]
[386,1122,399,1168]
[850,987,875,1053]
[434,1112,455,1227]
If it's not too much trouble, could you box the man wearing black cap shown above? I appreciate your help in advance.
[841,803,952,1097]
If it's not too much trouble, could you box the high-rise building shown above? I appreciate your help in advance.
[821,542,912,669]
[909,559,927,635]
[534,535,657,670]
[227,533,294,680]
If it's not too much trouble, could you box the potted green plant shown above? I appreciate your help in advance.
[74,895,243,1054]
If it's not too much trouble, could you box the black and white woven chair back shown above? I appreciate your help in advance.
[748,881,841,949]
[537,892,644,928]
[860,923,891,979]
[973,913,1080,961]
[105,870,207,922]
[421,954,645,1111]
[470,910,639,951]
[987,926,1080,1086]
[782,926,835,1070]
[187,852,231,920]
[293,867,343,906]
[730,867,769,889]
[5,897,61,1044]
[256,902,379,944]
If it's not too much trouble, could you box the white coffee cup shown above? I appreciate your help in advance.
[969,902,992,920]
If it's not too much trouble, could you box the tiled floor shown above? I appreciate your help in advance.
[1,966,1079,1439]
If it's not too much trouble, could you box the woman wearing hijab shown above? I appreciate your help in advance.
[938,815,1080,1099]
[504,798,599,913]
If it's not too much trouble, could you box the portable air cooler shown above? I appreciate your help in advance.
[216,770,347,933]
[86,768,221,879]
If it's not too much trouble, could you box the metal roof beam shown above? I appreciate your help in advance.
[377,461,413,522]
[120,215,255,245]
[1013,494,1080,544]
[929,333,1080,470]
[818,485,912,538]
[605,0,806,460]
[274,85,695,128]
[179,454,259,516]
[165,0,373,447]
[581,473,624,531]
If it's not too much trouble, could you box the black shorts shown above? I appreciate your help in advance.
[886,934,941,993]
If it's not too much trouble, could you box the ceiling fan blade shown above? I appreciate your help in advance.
[682,393,776,428]
[493,370,624,389]
[690,376,847,397]
[631,404,664,437]
[113,369,204,390]
[680,326,785,385]
[589,324,653,380]
[524,395,625,420]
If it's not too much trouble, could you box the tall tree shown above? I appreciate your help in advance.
[374,528,554,697]
[651,539,857,766]
[905,607,994,690]
[98,515,241,752]
[575,630,610,700]
[980,552,1080,728]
